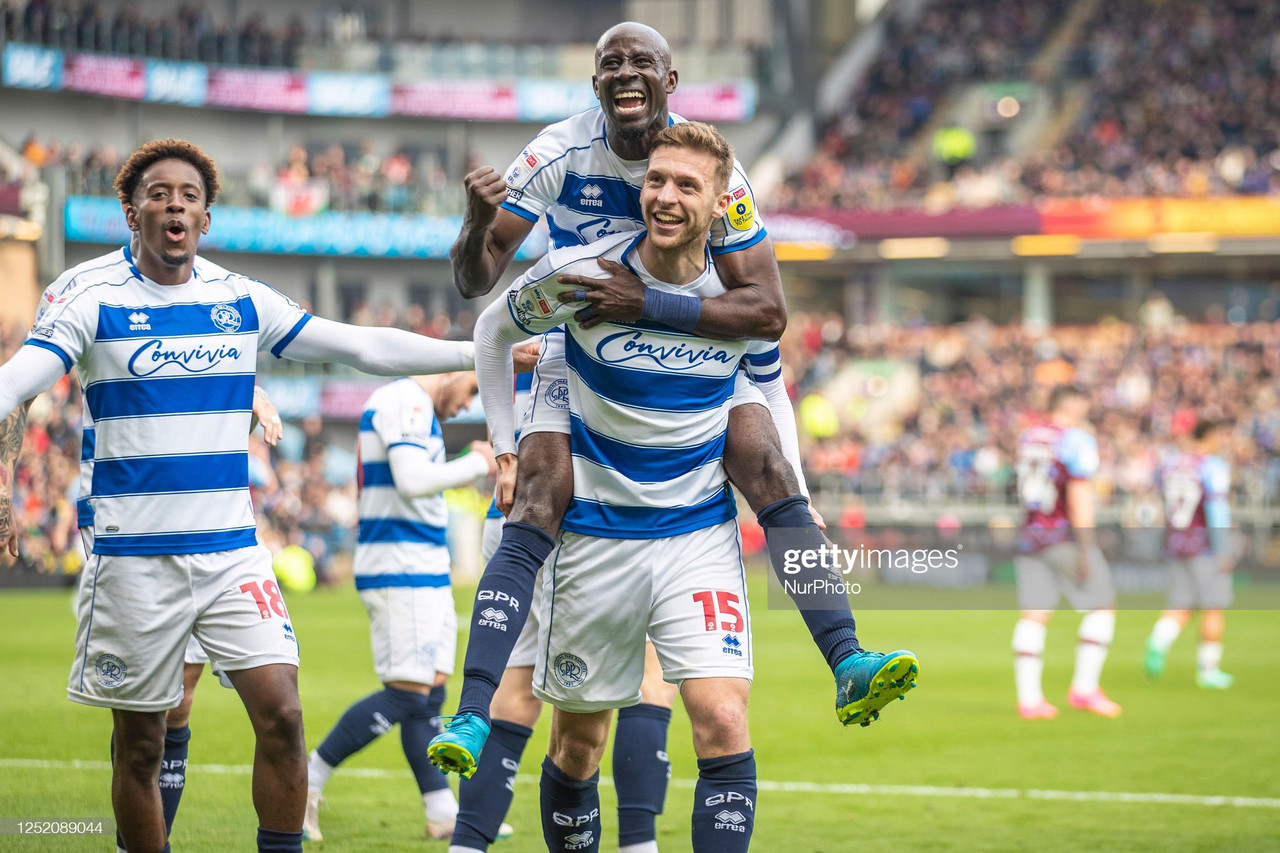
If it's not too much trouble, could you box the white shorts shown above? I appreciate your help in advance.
[1015,542,1115,612]
[69,545,299,712]
[359,586,456,684]
[1168,554,1233,610]
[521,331,767,440]
[482,515,543,670]
[533,520,753,713]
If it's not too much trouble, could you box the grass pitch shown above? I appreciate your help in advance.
[1,575,1278,852]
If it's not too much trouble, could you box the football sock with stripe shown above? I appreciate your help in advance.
[313,686,421,777]
[757,496,861,671]
[402,686,452,796]
[1071,611,1115,694]
[454,719,534,851]
[614,703,671,848]
[691,750,756,853]
[458,522,555,724]
[1012,618,1047,706]
[540,756,601,853]
[256,827,303,852]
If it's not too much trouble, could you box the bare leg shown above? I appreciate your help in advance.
[111,709,168,852]
[226,664,306,832]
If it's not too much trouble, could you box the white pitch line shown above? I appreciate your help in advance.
[3,759,1278,809]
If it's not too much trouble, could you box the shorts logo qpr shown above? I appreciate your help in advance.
[95,653,127,688]
[596,331,735,372]
[553,652,588,688]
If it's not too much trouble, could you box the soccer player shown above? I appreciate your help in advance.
[2,255,285,853]
[439,26,910,848]
[302,371,496,842]
[1012,385,1121,719]
[473,122,918,853]
[1144,418,1235,688]
[0,138,486,853]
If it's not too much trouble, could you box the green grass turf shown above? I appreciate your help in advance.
[1,575,1278,852]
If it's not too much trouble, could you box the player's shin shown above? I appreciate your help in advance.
[691,750,756,853]
[757,495,861,670]
[400,687,458,835]
[159,725,191,834]
[614,704,672,849]
[313,687,419,780]
[540,756,602,853]
[458,522,555,721]
[454,719,535,850]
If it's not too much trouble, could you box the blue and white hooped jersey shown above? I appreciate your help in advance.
[355,378,452,588]
[506,231,777,540]
[502,107,766,255]
[26,245,311,556]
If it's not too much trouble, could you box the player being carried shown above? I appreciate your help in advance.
[0,139,503,853]
[1144,418,1236,689]
[1012,385,1122,720]
[435,11,916,800]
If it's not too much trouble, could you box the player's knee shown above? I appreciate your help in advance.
[115,729,165,780]
[549,721,608,777]
[689,701,749,757]
[256,699,305,752]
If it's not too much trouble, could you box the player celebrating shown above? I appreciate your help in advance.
[303,372,496,842]
[477,121,906,853]
[1144,418,1236,689]
[0,139,485,853]
[1012,385,1121,719]
[438,26,911,850]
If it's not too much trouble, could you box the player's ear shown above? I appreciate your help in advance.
[591,73,601,99]
[665,68,678,94]
[123,202,139,232]
[713,189,731,219]
[201,210,211,235]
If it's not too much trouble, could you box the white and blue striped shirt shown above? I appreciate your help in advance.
[26,245,310,556]
[502,107,766,254]
[504,231,778,540]
[354,378,452,589]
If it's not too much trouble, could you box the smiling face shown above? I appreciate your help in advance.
[640,145,731,255]
[123,157,210,284]
[592,24,677,150]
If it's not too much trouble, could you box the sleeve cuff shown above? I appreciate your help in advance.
[271,313,312,358]
[500,201,539,223]
[710,228,768,255]
[24,339,73,373]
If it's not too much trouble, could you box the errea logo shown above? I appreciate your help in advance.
[715,810,747,832]
[580,183,604,207]
[128,312,151,331]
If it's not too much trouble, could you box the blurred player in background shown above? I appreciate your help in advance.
[0,138,484,853]
[303,372,496,842]
[1145,418,1236,689]
[439,25,905,850]
[1012,385,1121,720]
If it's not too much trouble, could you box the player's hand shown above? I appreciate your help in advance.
[462,166,508,230]
[809,503,827,531]
[251,386,284,447]
[513,341,541,374]
[495,453,518,516]
[469,440,498,477]
[556,258,645,329]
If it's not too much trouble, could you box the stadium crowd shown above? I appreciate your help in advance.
[785,310,1280,510]
[778,0,1280,209]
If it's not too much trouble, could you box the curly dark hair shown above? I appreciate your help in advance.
[113,138,220,206]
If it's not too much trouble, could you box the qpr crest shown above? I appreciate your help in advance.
[553,652,588,688]
[95,653,127,688]
[545,378,569,409]
[210,302,242,333]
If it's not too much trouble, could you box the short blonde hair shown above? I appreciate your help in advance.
[650,121,734,194]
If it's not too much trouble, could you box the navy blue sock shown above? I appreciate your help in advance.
[691,750,756,853]
[757,496,862,671]
[159,725,191,835]
[401,686,450,793]
[316,686,416,767]
[540,756,601,853]
[256,827,303,852]
[614,704,671,847]
[454,719,534,850]
[458,522,555,724]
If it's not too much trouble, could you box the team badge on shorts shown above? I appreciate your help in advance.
[553,653,588,688]
[545,378,569,409]
[210,303,243,333]
[95,653,127,688]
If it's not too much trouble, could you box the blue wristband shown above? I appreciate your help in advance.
[641,287,702,332]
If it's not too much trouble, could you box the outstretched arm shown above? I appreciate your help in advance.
[387,441,496,499]
[450,168,538,298]
[752,370,810,498]
[473,298,535,458]
[281,316,475,375]
[555,236,787,341]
